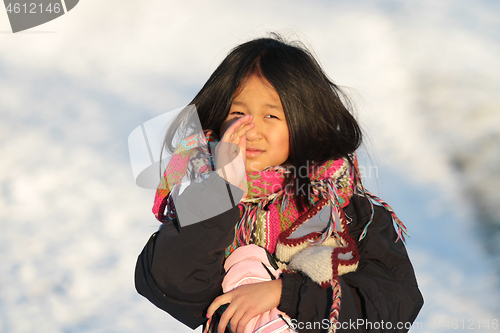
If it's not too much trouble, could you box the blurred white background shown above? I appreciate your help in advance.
[1,0,499,332]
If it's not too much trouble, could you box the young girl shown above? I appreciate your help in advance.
[135,35,423,333]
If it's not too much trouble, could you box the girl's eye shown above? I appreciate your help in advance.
[265,114,279,119]
[230,111,245,116]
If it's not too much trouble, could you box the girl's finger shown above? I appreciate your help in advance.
[217,124,252,158]
[221,116,250,140]
[236,313,255,333]
[222,115,253,142]
[216,122,252,164]
[218,303,237,333]
[231,122,254,144]
[225,123,254,147]
[228,307,245,333]
[206,294,229,318]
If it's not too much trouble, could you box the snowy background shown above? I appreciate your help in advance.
[1,0,500,332]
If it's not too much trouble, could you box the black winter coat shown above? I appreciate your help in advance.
[135,176,423,333]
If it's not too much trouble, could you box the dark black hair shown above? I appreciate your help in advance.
[164,33,362,212]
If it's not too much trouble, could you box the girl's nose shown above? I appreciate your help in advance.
[245,120,262,141]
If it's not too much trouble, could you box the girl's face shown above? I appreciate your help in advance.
[220,75,290,172]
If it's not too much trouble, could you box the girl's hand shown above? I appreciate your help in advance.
[215,115,254,186]
[206,279,282,333]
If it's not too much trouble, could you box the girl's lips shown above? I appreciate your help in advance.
[246,149,264,157]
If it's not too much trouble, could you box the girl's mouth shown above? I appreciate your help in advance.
[246,149,264,157]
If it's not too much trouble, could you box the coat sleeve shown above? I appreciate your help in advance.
[134,173,243,329]
[278,196,424,333]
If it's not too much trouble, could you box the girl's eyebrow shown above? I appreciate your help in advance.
[231,101,246,107]
[264,104,283,111]
[232,100,283,111]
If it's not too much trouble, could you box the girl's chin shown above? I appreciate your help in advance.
[246,161,265,172]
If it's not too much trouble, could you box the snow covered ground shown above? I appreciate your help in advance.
[1,1,499,332]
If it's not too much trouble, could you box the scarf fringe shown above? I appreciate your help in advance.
[357,187,408,243]
[328,279,342,333]
[226,193,284,257]
[309,179,342,245]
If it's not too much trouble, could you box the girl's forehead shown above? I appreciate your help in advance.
[234,74,277,98]
[236,78,277,98]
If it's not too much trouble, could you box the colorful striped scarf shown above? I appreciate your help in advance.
[152,129,407,244]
